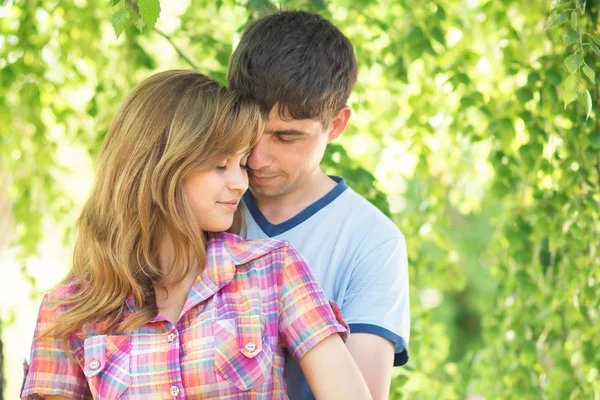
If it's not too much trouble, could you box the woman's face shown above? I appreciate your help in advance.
[184,150,250,232]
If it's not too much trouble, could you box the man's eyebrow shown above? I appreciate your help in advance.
[266,129,309,136]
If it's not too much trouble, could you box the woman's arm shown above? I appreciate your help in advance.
[299,333,372,400]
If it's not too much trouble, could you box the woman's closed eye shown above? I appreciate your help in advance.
[216,155,250,171]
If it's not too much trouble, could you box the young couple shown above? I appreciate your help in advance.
[21,10,409,400]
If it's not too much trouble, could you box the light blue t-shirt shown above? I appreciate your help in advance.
[242,176,410,400]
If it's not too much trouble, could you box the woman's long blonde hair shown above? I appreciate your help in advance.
[52,70,263,340]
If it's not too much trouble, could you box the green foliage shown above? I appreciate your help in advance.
[138,0,161,30]
[112,7,131,37]
[2,0,599,399]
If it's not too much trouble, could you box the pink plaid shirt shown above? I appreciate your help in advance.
[21,232,348,399]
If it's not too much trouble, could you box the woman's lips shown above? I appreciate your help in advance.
[217,200,239,211]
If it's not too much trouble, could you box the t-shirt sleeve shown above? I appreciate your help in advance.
[342,234,411,366]
[21,295,91,399]
[278,244,349,361]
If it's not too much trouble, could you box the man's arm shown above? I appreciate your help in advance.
[341,233,410,399]
[346,333,395,400]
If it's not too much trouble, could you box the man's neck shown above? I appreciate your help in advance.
[252,170,337,225]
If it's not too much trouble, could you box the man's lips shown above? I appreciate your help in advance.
[249,172,278,184]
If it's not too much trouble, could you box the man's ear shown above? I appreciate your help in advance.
[327,106,352,143]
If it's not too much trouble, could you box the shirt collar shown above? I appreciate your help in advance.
[126,232,284,313]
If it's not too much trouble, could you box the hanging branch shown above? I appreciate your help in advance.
[119,2,199,71]
[152,28,199,71]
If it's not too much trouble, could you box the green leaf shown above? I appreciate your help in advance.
[516,87,533,103]
[590,43,600,57]
[111,7,131,38]
[590,35,600,46]
[584,89,592,120]
[134,18,146,33]
[570,11,577,29]
[582,65,595,83]
[564,90,578,108]
[111,0,121,5]
[565,73,579,91]
[310,0,328,10]
[564,31,579,47]
[551,0,569,6]
[138,0,161,31]
[564,53,583,73]
[430,26,446,46]
[454,72,470,85]
[569,387,582,400]
[545,68,562,85]
[435,4,446,20]
[589,130,600,149]
[547,11,567,28]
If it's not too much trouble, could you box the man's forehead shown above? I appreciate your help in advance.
[265,109,323,132]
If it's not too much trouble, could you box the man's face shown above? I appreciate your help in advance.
[246,107,330,198]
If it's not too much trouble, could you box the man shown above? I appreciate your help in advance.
[228,10,410,400]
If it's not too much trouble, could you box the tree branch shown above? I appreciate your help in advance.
[153,28,199,71]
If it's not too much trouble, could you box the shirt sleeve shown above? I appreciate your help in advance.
[342,234,411,366]
[277,244,348,361]
[21,295,92,399]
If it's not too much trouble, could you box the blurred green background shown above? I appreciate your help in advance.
[1,0,599,399]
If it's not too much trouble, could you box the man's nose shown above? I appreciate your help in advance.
[247,137,273,171]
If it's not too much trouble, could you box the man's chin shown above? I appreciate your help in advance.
[249,183,285,198]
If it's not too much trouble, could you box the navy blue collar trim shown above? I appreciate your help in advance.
[244,176,348,237]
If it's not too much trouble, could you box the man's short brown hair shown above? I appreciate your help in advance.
[228,11,358,124]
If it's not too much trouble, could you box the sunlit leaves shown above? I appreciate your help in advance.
[582,65,595,83]
[138,0,161,30]
[551,0,571,9]
[564,52,583,73]
[564,30,579,47]
[547,11,567,28]
[564,89,578,108]
[3,1,600,399]
[565,73,579,91]
[583,89,592,119]
[111,0,161,37]
[111,7,131,38]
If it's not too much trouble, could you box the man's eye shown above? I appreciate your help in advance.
[277,135,297,144]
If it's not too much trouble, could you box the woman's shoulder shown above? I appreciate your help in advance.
[41,276,83,310]
[218,231,292,263]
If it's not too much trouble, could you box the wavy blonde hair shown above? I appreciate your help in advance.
[51,70,263,340]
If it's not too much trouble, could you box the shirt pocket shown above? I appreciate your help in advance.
[83,334,131,399]
[214,314,273,391]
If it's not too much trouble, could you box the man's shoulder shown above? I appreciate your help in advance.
[332,187,403,240]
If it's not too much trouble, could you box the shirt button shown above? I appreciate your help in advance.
[244,341,257,353]
[89,359,100,370]
[169,385,180,397]
[167,333,177,343]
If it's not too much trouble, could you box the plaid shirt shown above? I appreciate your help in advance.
[21,232,348,399]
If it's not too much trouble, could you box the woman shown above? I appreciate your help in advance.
[20,70,371,400]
